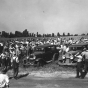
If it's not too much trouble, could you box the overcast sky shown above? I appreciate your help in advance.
[0,0,88,35]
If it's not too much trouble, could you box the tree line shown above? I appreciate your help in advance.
[0,29,87,38]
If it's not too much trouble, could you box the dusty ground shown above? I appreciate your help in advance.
[7,63,88,88]
[8,70,88,88]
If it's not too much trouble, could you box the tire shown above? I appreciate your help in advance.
[52,53,58,63]
[36,61,40,67]
[23,64,26,68]
[36,59,43,67]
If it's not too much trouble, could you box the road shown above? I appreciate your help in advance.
[9,71,88,88]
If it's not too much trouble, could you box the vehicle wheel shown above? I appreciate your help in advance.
[36,60,43,67]
[36,61,40,67]
[23,65,26,68]
[52,53,58,63]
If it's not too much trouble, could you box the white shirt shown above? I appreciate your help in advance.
[66,47,69,52]
[62,55,66,59]
[70,55,74,60]
[63,45,67,52]
[1,53,6,59]
[0,74,9,88]
[76,55,82,62]
[11,56,19,63]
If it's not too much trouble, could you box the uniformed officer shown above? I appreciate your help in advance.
[75,52,83,78]
[12,54,19,79]
[81,48,88,78]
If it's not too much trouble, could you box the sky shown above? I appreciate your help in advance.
[0,0,88,35]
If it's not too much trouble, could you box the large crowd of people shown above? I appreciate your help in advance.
[0,37,88,87]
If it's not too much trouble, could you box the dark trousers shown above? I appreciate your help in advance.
[82,59,88,78]
[13,63,19,78]
[13,67,19,78]
[7,58,11,69]
[76,62,83,77]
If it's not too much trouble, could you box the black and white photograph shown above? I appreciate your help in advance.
[0,0,88,88]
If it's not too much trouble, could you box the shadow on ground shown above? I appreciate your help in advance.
[9,73,29,79]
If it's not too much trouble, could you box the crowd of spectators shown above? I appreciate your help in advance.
[0,37,87,87]
[0,37,87,67]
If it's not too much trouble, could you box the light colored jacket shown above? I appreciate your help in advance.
[0,74,9,88]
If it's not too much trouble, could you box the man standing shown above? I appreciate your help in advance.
[81,48,88,78]
[75,52,83,78]
[1,52,6,70]
[12,54,19,79]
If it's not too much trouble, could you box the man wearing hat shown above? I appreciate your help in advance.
[81,47,88,78]
[75,51,83,78]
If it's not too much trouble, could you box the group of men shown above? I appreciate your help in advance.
[0,55,19,88]
[75,48,88,79]
[0,49,20,88]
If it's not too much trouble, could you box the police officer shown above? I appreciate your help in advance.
[75,52,83,78]
[12,53,19,79]
[81,48,88,78]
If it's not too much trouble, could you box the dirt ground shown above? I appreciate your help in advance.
[7,64,88,88]
[8,70,88,88]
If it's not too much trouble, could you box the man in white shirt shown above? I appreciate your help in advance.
[12,54,19,79]
[75,52,84,78]
[0,72,9,88]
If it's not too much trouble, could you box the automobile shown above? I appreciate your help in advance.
[58,43,88,66]
[23,44,59,67]
[69,43,88,51]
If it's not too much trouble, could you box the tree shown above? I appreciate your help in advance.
[52,33,54,37]
[57,32,60,37]
[1,31,9,38]
[9,32,15,38]
[67,33,70,36]
[63,32,65,36]
[81,33,85,36]
[22,29,29,37]
[37,32,39,37]
[74,34,78,36]
[43,34,45,37]
[15,31,22,37]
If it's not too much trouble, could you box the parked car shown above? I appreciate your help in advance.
[58,43,88,66]
[23,44,59,67]
[69,43,88,51]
